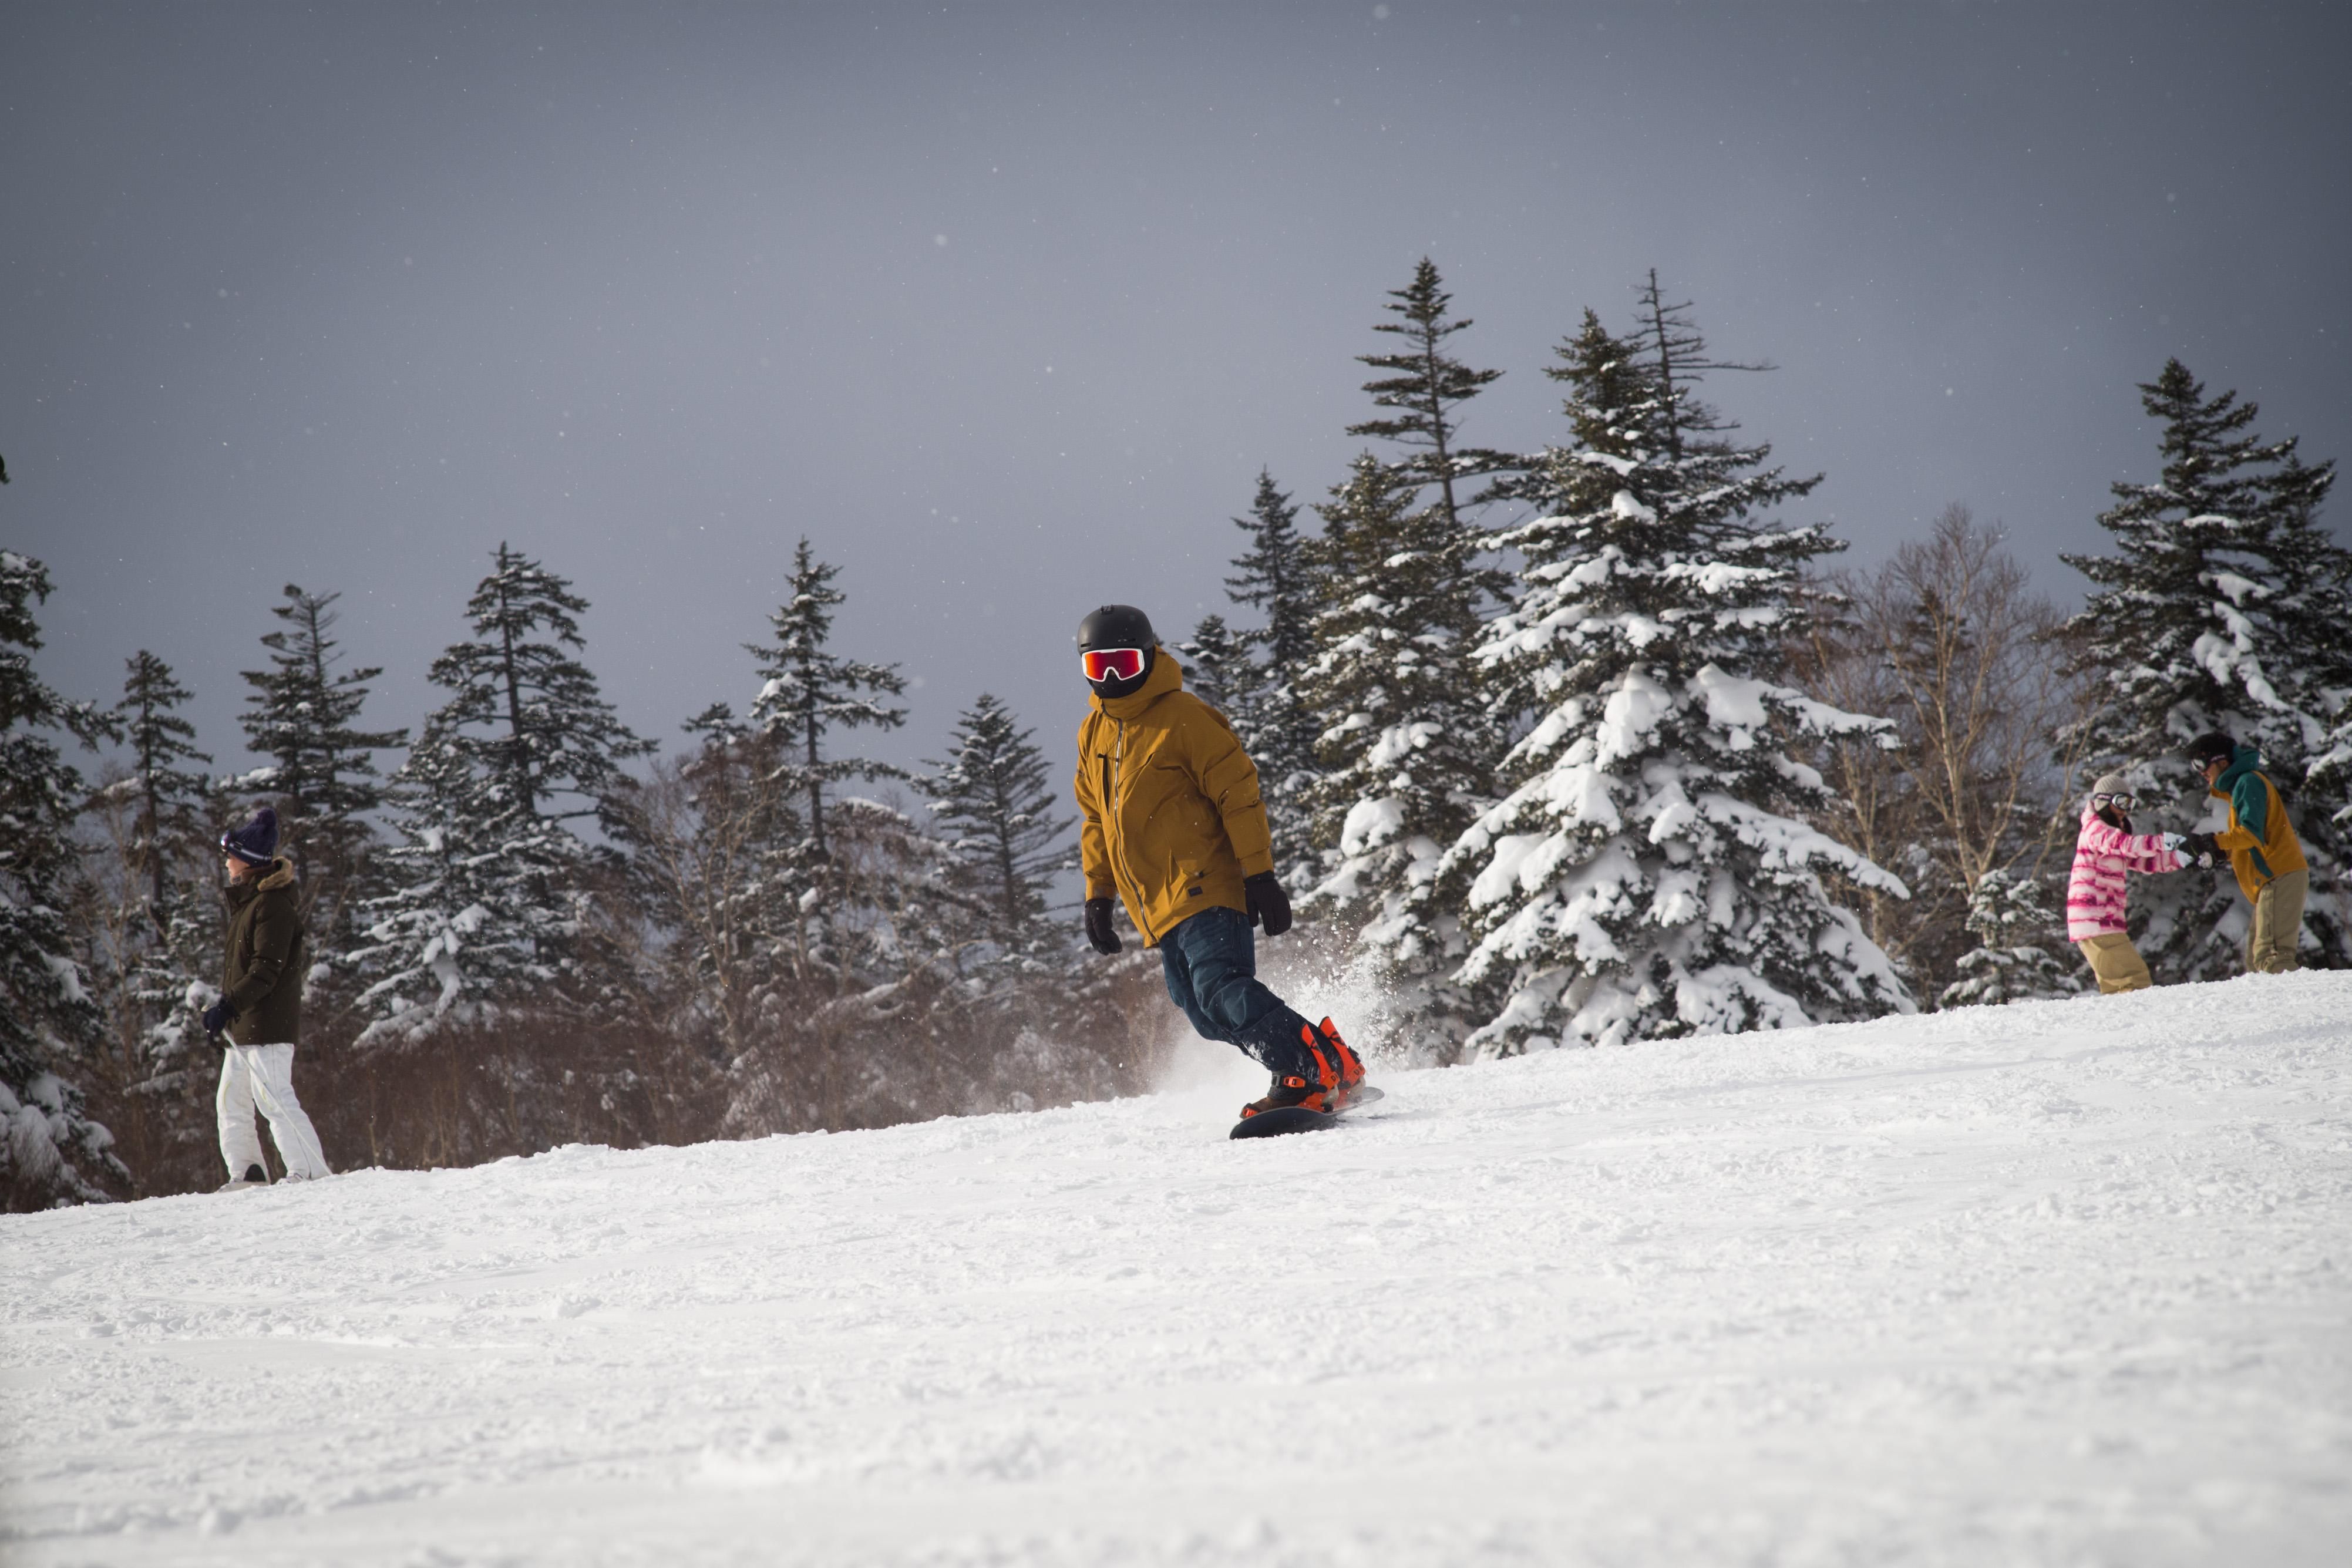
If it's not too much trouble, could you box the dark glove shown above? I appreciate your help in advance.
[2181,831,2220,866]
[201,1001,232,1038]
[1244,872,1292,937]
[1084,897,1123,955]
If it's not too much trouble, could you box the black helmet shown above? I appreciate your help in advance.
[1076,604,1158,698]
[2185,731,2237,771]
[1077,604,1156,652]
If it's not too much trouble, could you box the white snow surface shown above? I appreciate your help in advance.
[9,974,2352,1566]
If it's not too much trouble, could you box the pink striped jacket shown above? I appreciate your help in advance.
[2067,807,2185,940]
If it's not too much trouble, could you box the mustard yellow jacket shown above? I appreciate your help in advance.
[1074,649,1275,946]
[2210,748,2307,902]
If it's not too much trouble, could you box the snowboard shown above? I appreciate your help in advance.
[1229,1084,1383,1139]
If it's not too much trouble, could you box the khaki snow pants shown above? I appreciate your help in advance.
[2245,868,2308,974]
[2075,932,2153,995]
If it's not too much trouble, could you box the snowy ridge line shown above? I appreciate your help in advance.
[6,973,2352,1566]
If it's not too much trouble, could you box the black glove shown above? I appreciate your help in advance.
[1244,872,1292,937]
[2181,831,2220,867]
[201,1001,231,1038]
[1084,897,1123,955]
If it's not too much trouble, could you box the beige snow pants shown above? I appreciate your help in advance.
[2245,868,2308,975]
[2075,932,2153,995]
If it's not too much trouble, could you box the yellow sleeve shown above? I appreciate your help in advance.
[1187,702,1276,877]
[1074,719,1116,900]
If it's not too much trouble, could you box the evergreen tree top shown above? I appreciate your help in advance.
[1223,470,1318,674]
[745,537,906,858]
[120,651,207,772]
[2061,358,2343,770]
[1483,312,1829,725]
[239,584,408,816]
[749,538,908,742]
[1351,258,1502,437]
[426,543,651,820]
[923,692,1071,941]
[1348,257,1513,527]
[1632,269,1772,462]
[1177,614,1248,716]
[1,553,113,747]
[117,651,214,908]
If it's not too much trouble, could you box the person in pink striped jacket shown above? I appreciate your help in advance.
[2068,773,2195,993]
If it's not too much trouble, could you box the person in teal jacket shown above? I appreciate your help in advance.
[2181,732,2309,974]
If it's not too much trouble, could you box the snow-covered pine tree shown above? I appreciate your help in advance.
[2249,452,2352,963]
[1443,307,1911,1053]
[354,544,651,1041]
[1294,453,1498,1058]
[1176,613,1248,718]
[921,692,1072,980]
[239,585,408,951]
[1219,470,1323,875]
[107,652,217,1148]
[0,551,126,1207]
[1939,869,2079,1007]
[2061,360,2348,977]
[1350,258,1516,532]
[749,539,909,864]
[718,536,920,1037]
[119,652,211,918]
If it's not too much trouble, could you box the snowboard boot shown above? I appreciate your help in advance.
[218,1163,268,1192]
[1238,1032,1345,1121]
[1312,1017,1366,1096]
[1239,1070,1331,1120]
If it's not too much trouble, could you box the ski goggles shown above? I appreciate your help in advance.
[1081,647,1147,683]
[2090,791,2140,812]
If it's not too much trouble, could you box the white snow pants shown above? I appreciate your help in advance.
[216,1044,332,1181]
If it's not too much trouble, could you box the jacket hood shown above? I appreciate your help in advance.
[2215,745,2264,789]
[233,855,298,896]
[1088,644,1185,721]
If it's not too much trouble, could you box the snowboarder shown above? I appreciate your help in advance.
[202,807,332,1189]
[2180,732,2309,974]
[2067,774,2191,994]
[1070,604,1367,1120]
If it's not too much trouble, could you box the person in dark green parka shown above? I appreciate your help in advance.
[201,806,332,1188]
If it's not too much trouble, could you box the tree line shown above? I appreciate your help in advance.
[4,261,2344,1209]
[6,534,1168,1208]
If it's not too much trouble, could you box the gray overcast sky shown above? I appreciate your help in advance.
[6,1,2348,794]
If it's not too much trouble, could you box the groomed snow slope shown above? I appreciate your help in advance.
[7,974,2351,1567]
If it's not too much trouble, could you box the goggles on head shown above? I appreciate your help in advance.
[2091,791,2139,812]
[1081,647,1147,684]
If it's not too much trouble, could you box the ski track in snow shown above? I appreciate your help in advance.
[6,974,2351,1566]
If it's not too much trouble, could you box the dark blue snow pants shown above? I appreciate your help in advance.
[1158,906,1317,1079]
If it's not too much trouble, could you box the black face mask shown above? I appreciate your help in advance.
[1086,645,1156,701]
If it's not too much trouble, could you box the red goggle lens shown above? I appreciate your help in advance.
[1081,648,1146,682]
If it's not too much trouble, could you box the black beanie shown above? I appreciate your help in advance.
[221,806,280,866]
